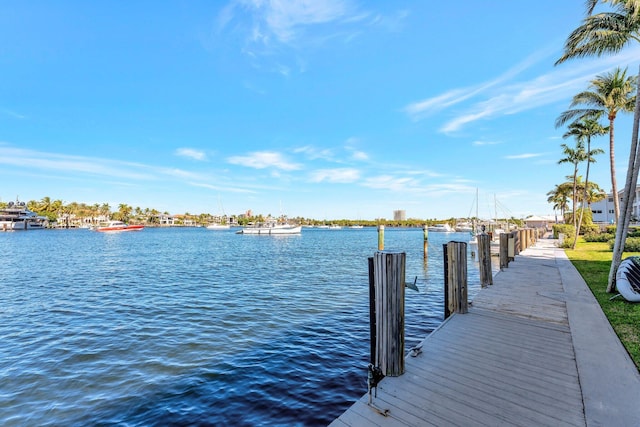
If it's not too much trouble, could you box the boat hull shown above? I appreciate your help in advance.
[96,225,144,232]
[237,225,301,235]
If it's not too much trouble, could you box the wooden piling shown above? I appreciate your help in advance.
[508,232,515,262]
[373,251,405,377]
[478,233,493,287]
[377,225,385,251]
[446,241,468,315]
[443,244,450,319]
[499,233,509,269]
[423,225,428,258]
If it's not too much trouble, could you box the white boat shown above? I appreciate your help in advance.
[95,220,144,232]
[0,200,48,231]
[236,221,301,235]
[427,223,454,232]
[328,224,342,230]
[350,225,364,229]
[455,222,473,233]
[615,257,640,302]
[206,223,230,230]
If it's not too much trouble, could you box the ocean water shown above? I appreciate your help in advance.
[0,227,485,426]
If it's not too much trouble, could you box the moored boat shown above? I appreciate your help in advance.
[0,200,48,231]
[236,221,301,235]
[95,220,144,232]
[427,223,454,232]
[206,223,231,230]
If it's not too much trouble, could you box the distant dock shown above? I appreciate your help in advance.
[330,237,640,426]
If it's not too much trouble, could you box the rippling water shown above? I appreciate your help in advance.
[0,227,485,426]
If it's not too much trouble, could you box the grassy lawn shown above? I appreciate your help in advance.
[564,241,640,370]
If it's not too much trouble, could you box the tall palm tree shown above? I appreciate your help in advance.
[558,140,588,235]
[557,0,640,292]
[562,119,607,248]
[555,68,636,223]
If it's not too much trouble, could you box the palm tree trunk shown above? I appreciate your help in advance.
[608,66,640,292]
[574,139,592,250]
[610,118,620,222]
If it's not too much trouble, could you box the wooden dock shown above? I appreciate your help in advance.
[330,238,640,427]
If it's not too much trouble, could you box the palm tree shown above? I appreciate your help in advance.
[557,0,640,292]
[558,140,588,236]
[555,68,636,223]
[547,184,572,217]
[586,183,607,207]
[562,119,607,248]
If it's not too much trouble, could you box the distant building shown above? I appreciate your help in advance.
[393,210,406,221]
[589,187,640,224]
[590,191,620,224]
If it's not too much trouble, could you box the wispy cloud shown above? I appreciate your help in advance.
[227,150,302,170]
[175,148,207,161]
[472,140,503,146]
[310,167,359,183]
[1,109,26,119]
[404,44,640,133]
[403,47,553,121]
[504,153,545,159]
[294,145,335,161]
[216,1,406,75]
[363,175,420,192]
[0,146,156,181]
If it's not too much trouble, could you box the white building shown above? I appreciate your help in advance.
[588,188,640,224]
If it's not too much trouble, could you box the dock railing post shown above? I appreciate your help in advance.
[373,251,405,377]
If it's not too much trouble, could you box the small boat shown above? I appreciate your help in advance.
[236,221,301,235]
[206,223,230,230]
[95,220,144,232]
[350,225,364,229]
[328,224,342,230]
[455,222,473,233]
[427,223,454,232]
[614,257,640,302]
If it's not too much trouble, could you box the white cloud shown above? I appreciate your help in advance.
[176,148,207,161]
[294,145,335,160]
[404,44,640,133]
[504,153,544,159]
[227,150,302,170]
[351,150,368,161]
[310,167,359,183]
[472,140,503,146]
[363,175,419,191]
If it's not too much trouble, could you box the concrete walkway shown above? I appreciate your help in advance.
[330,237,640,427]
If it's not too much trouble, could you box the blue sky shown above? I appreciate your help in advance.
[2,1,640,221]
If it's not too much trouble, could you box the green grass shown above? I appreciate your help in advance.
[564,241,640,370]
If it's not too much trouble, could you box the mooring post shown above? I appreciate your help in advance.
[423,225,428,258]
[446,241,468,315]
[443,244,450,319]
[373,251,405,377]
[478,232,493,287]
[377,225,385,251]
[368,257,376,365]
[508,231,515,262]
[499,233,509,269]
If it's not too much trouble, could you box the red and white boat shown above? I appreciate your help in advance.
[95,220,144,232]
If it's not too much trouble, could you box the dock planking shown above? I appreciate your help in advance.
[329,238,624,427]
